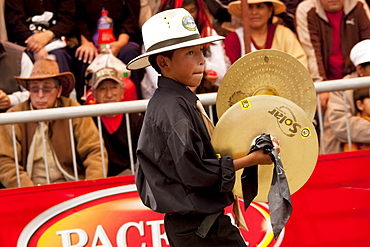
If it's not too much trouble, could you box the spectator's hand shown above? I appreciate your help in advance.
[0,90,10,110]
[108,40,126,57]
[34,48,49,61]
[26,31,54,53]
[319,92,329,114]
[75,41,98,64]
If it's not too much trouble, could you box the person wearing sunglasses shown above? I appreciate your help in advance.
[0,59,108,188]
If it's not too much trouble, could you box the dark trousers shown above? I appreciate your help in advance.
[164,212,247,247]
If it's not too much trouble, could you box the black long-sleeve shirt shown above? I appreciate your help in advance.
[136,76,235,215]
[5,0,76,45]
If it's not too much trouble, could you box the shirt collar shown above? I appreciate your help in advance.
[157,76,199,107]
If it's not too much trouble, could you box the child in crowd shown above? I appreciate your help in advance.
[127,8,280,246]
[344,88,370,152]
[324,39,370,154]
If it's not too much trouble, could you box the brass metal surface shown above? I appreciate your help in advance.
[211,95,318,202]
[216,49,316,120]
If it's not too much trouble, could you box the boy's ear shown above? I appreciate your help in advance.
[156,55,170,70]
[356,65,364,76]
[356,99,364,111]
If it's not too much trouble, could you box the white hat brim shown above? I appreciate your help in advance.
[127,35,225,70]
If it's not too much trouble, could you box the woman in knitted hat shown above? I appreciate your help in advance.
[224,0,307,68]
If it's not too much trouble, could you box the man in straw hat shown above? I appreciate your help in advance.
[0,59,108,188]
[127,8,280,246]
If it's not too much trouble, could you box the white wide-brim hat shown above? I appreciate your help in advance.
[127,8,224,70]
[350,39,370,66]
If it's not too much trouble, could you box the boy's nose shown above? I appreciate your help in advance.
[199,53,205,65]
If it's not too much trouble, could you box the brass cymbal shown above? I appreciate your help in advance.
[211,95,318,202]
[216,49,316,120]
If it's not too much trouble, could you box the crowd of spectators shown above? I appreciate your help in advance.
[1,0,370,188]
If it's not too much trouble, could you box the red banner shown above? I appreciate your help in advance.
[282,150,370,247]
[1,150,369,247]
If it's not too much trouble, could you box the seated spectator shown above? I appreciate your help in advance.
[295,0,370,113]
[324,39,370,153]
[89,67,143,176]
[343,87,370,152]
[73,0,144,103]
[224,0,308,68]
[0,41,33,112]
[5,0,77,74]
[0,59,107,188]
[83,53,138,103]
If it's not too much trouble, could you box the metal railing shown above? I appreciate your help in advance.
[1,77,370,188]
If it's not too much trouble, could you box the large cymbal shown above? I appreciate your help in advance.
[216,49,316,120]
[211,95,318,202]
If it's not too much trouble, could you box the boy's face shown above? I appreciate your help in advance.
[160,45,205,88]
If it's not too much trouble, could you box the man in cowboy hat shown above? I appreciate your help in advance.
[0,59,108,188]
[128,8,280,246]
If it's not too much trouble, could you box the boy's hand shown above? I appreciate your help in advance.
[233,135,281,171]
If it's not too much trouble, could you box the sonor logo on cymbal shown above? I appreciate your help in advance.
[268,106,301,137]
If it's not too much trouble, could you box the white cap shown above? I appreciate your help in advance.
[350,39,370,66]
